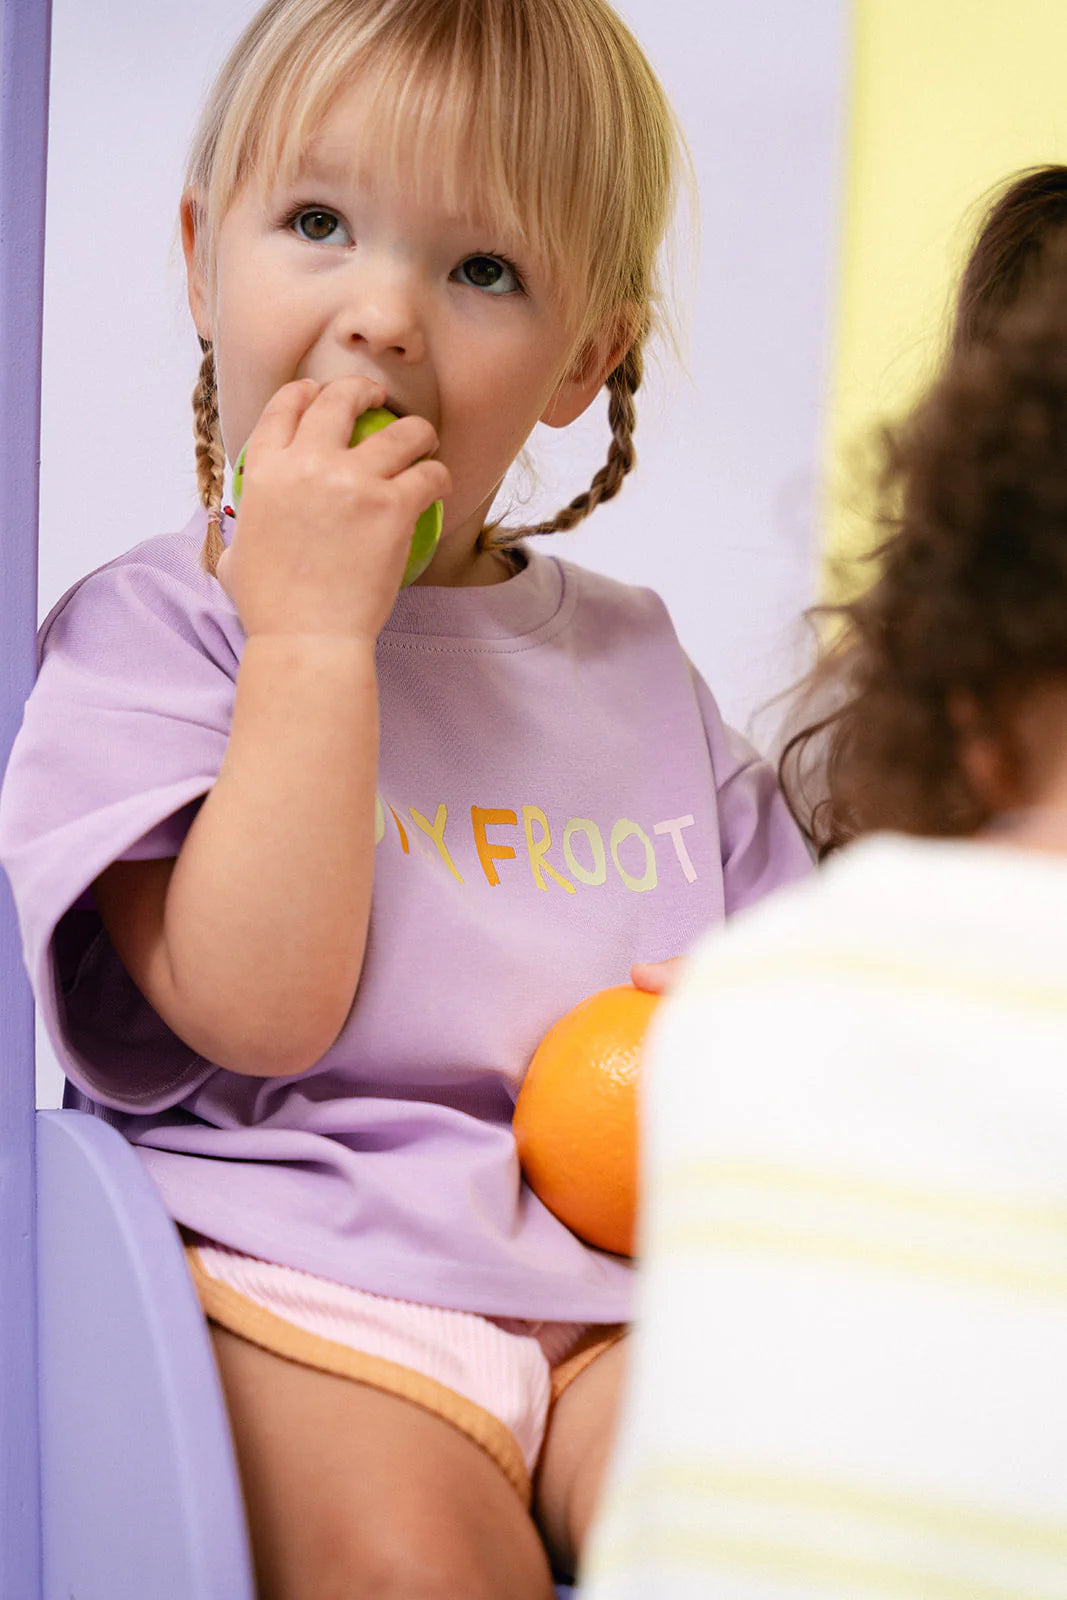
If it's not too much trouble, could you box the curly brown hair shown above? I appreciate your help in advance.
[951,165,1067,355]
[781,242,1067,854]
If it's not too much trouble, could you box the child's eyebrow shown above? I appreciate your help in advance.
[284,147,515,246]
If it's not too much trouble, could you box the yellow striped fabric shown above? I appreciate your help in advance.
[582,837,1067,1598]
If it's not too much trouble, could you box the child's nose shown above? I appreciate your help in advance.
[334,270,426,363]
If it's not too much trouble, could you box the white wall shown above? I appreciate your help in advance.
[36,0,845,1104]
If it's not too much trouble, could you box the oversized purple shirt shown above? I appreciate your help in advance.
[0,513,811,1320]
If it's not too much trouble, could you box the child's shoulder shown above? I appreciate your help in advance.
[547,555,689,666]
[39,512,237,668]
[42,513,214,629]
[552,554,674,630]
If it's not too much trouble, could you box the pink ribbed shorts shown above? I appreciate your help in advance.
[183,1232,625,1500]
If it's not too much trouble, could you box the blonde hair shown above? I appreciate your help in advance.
[186,0,685,573]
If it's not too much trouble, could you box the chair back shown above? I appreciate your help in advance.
[0,2,52,1595]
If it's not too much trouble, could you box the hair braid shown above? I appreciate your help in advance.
[494,339,643,547]
[193,338,227,575]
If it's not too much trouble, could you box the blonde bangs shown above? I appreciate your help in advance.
[187,0,683,353]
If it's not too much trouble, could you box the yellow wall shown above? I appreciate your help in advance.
[827,0,1067,592]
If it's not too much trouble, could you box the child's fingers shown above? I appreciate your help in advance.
[630,957,686,995]
[246,379,324,453]
[355,414,441,478]
[395,458,452,514]
[294,375,388,449]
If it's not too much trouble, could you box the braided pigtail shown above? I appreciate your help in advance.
[193,338,227,575]
[491,338,643,548]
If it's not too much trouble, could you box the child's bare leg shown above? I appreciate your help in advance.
[533,1336,629,1578]
[210,1324,556,1600]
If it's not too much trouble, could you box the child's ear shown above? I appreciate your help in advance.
[541,304,641,430]
[949,690,1020,812]
[180,188,213,344]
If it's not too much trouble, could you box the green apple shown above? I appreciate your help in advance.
[349,407,443,585]
[230,406,443,587]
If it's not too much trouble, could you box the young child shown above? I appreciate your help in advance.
[784,161,1067,855]
[0,1,810,1593]
[583,230,1067,1594]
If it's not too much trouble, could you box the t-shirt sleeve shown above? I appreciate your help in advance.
[0,539,241,1112]
[691,667,813,914]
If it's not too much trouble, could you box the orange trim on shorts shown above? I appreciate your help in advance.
[186,1245,532,1498]
[549,1322,626,1403]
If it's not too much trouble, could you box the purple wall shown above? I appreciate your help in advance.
[0,1,50,1594]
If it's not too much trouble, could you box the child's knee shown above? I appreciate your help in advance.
[274,1512,551,1600]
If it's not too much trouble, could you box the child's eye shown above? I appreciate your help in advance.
[453,254,523,295]
[290,208,350,245]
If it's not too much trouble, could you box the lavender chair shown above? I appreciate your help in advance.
[0,6,578,1594]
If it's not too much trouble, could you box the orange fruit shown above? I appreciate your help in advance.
[513,984,661,1257]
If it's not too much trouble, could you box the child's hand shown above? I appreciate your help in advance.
[218,376,452,643]
[630,958,686,995]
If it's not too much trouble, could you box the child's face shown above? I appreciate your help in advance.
[184,85,614,567]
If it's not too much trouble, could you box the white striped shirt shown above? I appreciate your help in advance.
[584,834,1067,1598]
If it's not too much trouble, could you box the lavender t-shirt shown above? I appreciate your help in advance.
[0,514,810,1320]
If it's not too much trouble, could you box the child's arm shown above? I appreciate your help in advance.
[92,634,379,1077]
[92,376,450,1079]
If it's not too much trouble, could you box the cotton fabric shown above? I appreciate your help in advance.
[584,834,1067,1597]
[185,1231,621,1497]
[0,511,810,1321]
